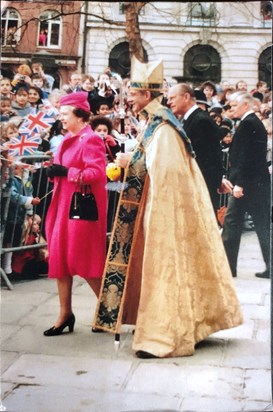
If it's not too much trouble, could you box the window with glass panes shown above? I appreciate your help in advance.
[38,10,61,48]
[1,8,20,46]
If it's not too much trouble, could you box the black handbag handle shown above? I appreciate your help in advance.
[75,172,92,195]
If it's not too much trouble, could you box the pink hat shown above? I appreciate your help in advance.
[60,91,90,112]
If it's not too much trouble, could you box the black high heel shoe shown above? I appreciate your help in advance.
[43,313,75,336]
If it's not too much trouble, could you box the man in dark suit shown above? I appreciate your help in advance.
[220,92,270,278]
[168,83,223,215]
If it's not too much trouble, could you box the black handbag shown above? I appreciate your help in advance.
[69,185,98,221]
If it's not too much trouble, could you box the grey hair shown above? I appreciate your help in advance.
[227,91,255,109]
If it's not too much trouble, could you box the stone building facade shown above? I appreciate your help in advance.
[85,2,272,90]
[1,1,272,91]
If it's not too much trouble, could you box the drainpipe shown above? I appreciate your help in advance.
[81,0,88,73]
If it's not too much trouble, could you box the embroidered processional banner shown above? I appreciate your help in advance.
[93,141,147,333]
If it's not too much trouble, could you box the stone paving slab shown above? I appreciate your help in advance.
[2,385,181,412]
[2,354,133,390]
[1,231,272,412]
[221,339,270,369]
[126,363,245,399]
[181,397,271,412]
[1,325,135,360]
[243,369,272,401]
[2,384,271,412]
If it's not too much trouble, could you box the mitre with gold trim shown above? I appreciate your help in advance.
[130,55,163,91]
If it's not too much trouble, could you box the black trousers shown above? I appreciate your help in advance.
[222,182,270,276]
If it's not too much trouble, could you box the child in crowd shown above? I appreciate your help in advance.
[31,62,55,93]
[11,86,32,117]
[0,96,17,121]
[0,77,13,98]
[95,100,113,116]
[12,213,48,278]
[31,73,49,99]
[90,115,121,163]
[90,115,121,235]
[1,162,40,276]
[209,107,223,126]
[220,119,233,150]
[11,64,32,92]
[48,119,65,156]
[2,121,20,143]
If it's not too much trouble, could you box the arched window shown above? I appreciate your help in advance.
[109,41,148,78]
[38,10,62,48]
[183,45,221,86]
[258,47,272,88]
[1,8,21,46]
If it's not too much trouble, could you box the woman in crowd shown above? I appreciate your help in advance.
[44,91,107,336]
[200,80,222,108]
[28,85,44,110]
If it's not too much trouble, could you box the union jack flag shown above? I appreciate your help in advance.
[7,132,41,158]
[20,108,58,135]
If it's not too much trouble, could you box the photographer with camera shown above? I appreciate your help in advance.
[11,64,32,93]
[89,72,116,115]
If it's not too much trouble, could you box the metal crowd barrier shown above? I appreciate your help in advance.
[0,149,234,289]
[0,154,121,290]
[1,154,52,290]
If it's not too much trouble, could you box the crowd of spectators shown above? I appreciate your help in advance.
[0,61,272,279]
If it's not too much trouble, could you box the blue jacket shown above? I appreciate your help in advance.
[7,175,33,224]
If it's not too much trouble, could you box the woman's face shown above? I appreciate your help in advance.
[203,86,214,100]
[59,105,78,132]
[28,89,40,104]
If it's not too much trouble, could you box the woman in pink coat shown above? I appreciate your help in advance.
[44,92,107,336]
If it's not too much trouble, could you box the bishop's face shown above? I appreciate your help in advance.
[127,89,150,114]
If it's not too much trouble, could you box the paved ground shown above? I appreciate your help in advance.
[1,230,272,412]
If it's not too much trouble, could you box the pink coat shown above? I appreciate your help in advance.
[45,125,107,279]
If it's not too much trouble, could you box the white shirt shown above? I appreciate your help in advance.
[241,110,254,121]
[183,104,199,121]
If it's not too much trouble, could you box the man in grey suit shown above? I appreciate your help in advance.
[221,92,270,278]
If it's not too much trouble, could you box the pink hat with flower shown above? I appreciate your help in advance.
[60,91,90,112]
